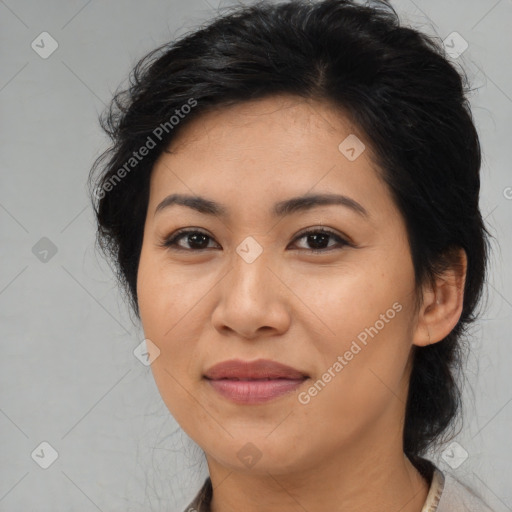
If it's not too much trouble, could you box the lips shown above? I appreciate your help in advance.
[203,358,308,380]
[203,359,308,404]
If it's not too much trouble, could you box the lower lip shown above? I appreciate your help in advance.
[205,378,307,404]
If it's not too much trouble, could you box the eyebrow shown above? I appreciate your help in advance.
[154,192,369,219]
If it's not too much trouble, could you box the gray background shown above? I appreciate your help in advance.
[1,0,511,510]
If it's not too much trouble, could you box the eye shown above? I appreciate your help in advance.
[289,228,351,253]
[161,229,219,251]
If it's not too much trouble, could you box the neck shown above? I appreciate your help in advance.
[207,440,430,512]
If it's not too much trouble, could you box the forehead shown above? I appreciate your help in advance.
[166,94,357,156]
[148,94,397,223]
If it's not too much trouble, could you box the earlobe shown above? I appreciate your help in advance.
[412,248,467,347]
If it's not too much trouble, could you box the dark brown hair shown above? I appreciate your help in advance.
[88,0,490,463]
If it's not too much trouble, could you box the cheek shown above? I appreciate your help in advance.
[294,254,415,408]
[295,300,413,448]
[291,257,412,348]
[137,249,226,425]
[137,249,208,340]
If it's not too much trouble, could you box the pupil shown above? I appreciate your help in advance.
[309,233,328,249]
[189,233,208,248]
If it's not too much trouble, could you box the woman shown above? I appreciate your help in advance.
[88,0,495,510]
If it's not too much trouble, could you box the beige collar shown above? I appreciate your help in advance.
[421,467,445,512]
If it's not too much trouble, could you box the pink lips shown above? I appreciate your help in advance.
[203,359,308,404]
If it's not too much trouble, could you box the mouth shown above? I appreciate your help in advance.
[203,358,309,380]
[203,359,309,404]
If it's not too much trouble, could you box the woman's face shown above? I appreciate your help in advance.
[137,95,424,476]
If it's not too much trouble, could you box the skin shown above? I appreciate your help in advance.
[136,94,467,512]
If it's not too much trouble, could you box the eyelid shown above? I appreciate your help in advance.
[290,227,353,248]
[160,227,219,251]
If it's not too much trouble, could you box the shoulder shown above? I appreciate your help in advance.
[435,468,495,512]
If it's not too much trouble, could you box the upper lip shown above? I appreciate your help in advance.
[203,359,308,380]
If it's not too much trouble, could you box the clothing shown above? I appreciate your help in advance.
[182,460,495,512]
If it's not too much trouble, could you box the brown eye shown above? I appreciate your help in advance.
[162,229,219,251]
[290,229,350,253]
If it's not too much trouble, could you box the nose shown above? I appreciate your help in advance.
[211,248,291,340]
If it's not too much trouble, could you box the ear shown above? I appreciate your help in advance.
[412,248,467,347]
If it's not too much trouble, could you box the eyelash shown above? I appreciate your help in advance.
[160,227,352,254]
